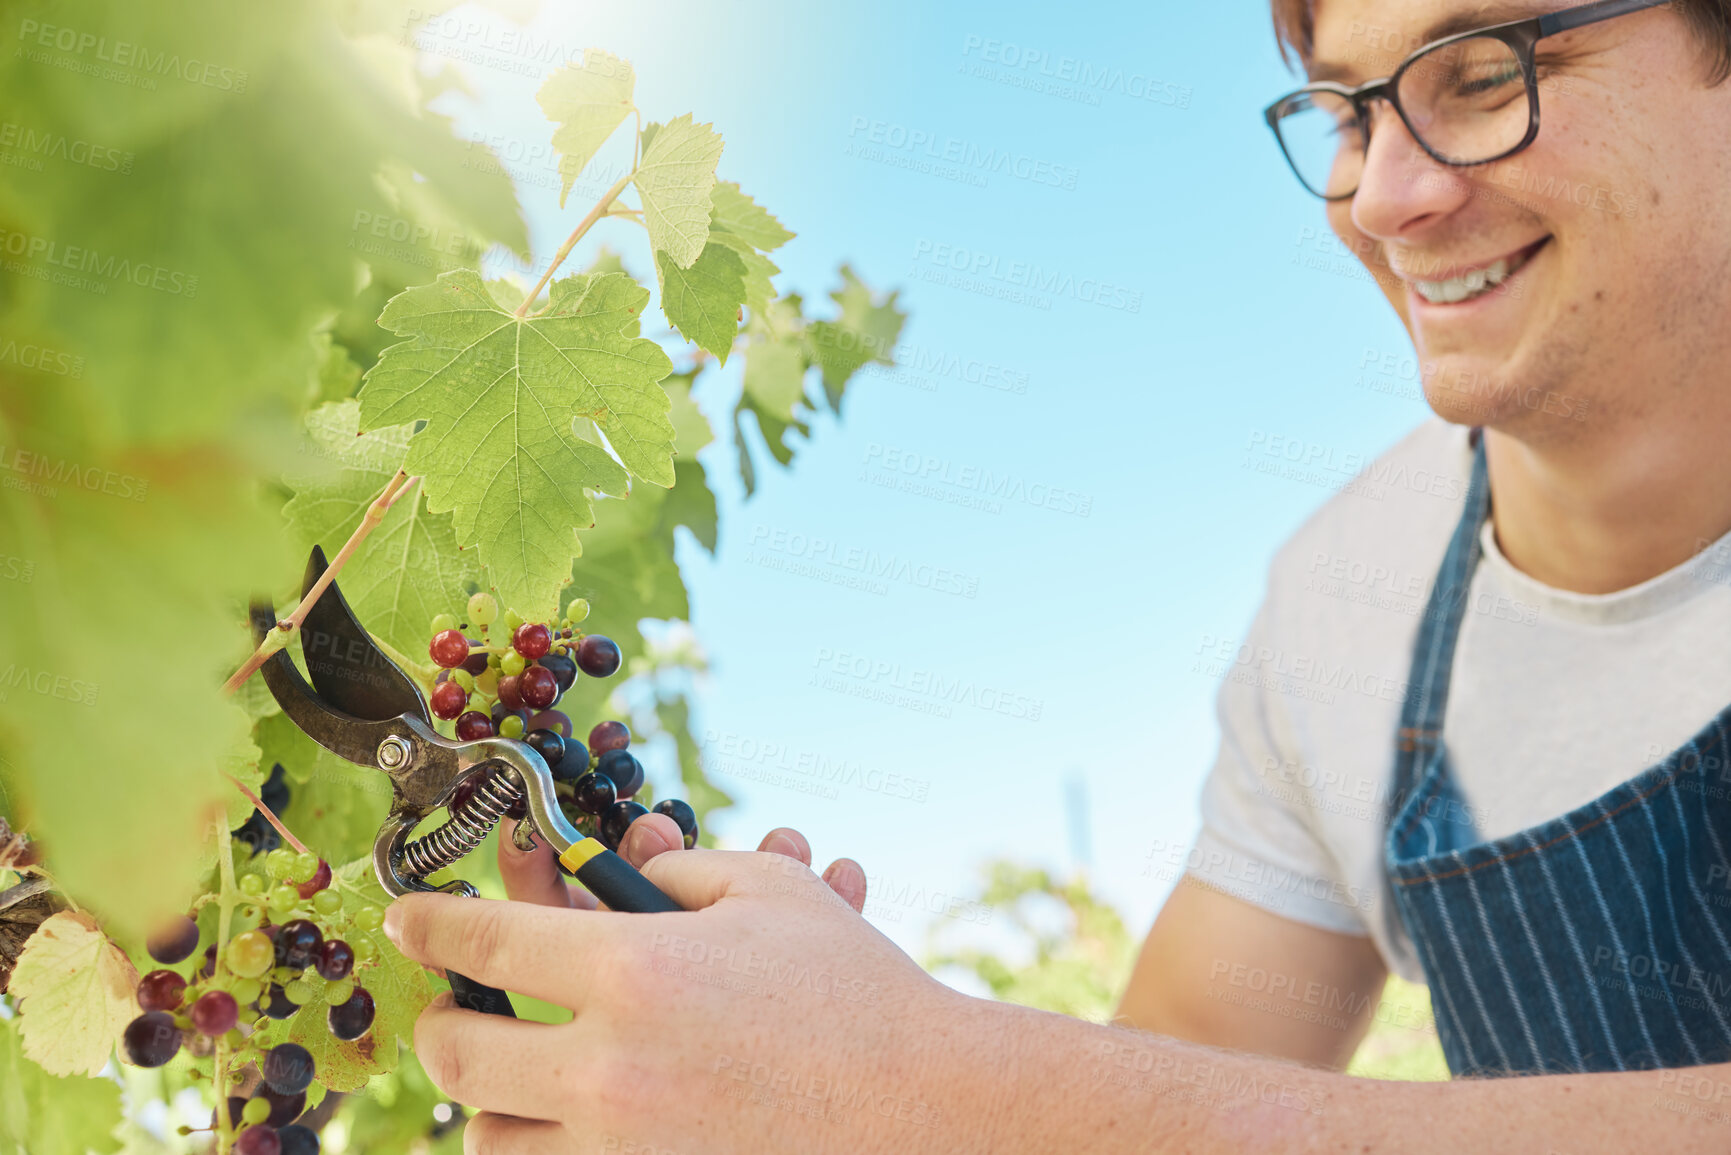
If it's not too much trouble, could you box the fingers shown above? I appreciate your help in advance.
[386,892,604,1008]
[757,826,812,865]
[462,1111,567,1155]
[617,813,681,867]
[497,820,573,909]
[638,846,827,911]
[821,858,868,913]
[415,995,567,1122]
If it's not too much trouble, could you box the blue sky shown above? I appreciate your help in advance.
[432,0,1429,961]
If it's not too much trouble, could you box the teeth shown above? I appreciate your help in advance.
[1415,255,1517,304]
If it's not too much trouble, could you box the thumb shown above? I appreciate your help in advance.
[635,847,827,911]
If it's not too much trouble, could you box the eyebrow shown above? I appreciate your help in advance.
[1306,0,1554,83]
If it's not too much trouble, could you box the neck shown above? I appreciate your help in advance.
[1484,420,1731,595]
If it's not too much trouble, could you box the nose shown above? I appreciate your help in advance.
[1350,99,1471,242]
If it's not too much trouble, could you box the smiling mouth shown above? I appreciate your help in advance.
[1407,237,1550,305]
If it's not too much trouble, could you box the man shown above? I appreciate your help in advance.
[384,0,1731,1149]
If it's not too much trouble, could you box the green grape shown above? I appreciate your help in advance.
[231,977,263,1005]
[351,938,378,963]
[566,597,590,624]
[284,979,315,1006]
[292,852,320,881]
[268,885,300,915]
[430,612,458,634]
[468,592,498,626]
[451,668,475,693]
[503,609,525,635]
[499,714,525,739]
[226,931,275,979]
[501,651,527,677]
[240,904,264,923]
[323,978,355,1006]
[242,1098,272,1125]
[312,890,342,916]
[238,873,266,898]
[265,848,297,880]
[271,966,294,985]
[353,905,384,932]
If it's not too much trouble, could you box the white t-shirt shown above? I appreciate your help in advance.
[1190,419,1731,981]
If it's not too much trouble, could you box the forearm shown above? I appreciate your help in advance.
[949,994,1731,1155]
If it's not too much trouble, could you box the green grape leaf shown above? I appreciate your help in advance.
[707,228,780,320]
[8,911,138,1077]
[255,712,391,868]
[805,265,906,411]
[656,243,746,363]
[258,860,429,1092]
[743,334,809,413]
[662,461,718,554]
[536,50,636,208]
[0,1014,122,1155]
[633,115,724,269]
[708,182,794,252]
[310,331,364,406]
[663,373,714,459]
[358,270,675,619]
[283,399,485,660]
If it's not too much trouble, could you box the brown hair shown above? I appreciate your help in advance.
[1269,0,1731,83]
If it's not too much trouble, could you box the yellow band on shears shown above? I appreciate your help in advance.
[558,838,605,874]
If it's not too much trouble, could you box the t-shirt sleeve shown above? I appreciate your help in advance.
[1187,588,1371,937]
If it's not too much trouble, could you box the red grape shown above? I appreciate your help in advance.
[519,665,557,710]
[235,1125,282,1155]
[316,939,354,982]
[137,969,187,1012]
[429,629,470,669]
[295,859,332,899]
[147,915,200,964]
[455,711,494,741]
[191,990,239,1036]
[430,680,467,720]
[575,634,621,677]
[123,1012,182,1067]
[588,720,630,756]
[495,673,523,712]
[512,622,552,659]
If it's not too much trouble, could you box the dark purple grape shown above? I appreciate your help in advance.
[235,1125,282,1155]
[328,987,376,1041]
[552,739,589,782]
[262,1042,316,1094]
[538,652,578,692]
[258,1086,306,1128]
[147,915,200,964]
[276,1124,320,1155]
[137,969,188,1012]
[260,763,291,813]
[576,635,621,677]
[123,1012,181,1067]
[199,944,218,979]
[573,771,616,815]
[460,649,489,676]
[525,728,566,770]
[653,798,700,849]
[191,990,239,1036]
[260,983,297,1019]
[316,939,354,982]
[495,673,524,712]
[588,720,630,755]
[599,801,649,851]
[275,920,323,971]
[234,813,281,855]
[597,749,643,798]
[224,1097,248,1127]
[520,665,558,710]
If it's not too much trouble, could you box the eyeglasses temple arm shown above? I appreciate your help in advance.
[1539,0,1670,38]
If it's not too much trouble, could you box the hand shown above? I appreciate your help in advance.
[496,814,870,914]
[387,847,981,1154]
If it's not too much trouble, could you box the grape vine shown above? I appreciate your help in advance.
[0,3,905,1150]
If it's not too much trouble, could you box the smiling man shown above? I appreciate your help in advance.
[384,1,1731,1150]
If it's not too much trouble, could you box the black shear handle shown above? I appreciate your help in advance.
[447,972,517,1017]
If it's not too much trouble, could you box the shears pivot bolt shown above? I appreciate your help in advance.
[377,736,412,770]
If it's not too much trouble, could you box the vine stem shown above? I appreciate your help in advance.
[514,169,637,319]
[221,472,421,696]
[225,773,312,858]
[212,820,239,1154]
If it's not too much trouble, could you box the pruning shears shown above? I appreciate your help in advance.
[250,547,684,1017]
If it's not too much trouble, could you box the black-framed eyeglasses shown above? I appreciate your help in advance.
[1264,0,1670,200]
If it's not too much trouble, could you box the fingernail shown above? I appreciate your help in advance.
[627,821,675,861]
[762,832,800,858]
[431,990,455,1009]
[383,900,403,946]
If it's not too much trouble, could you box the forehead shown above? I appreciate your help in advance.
[1308,0,1551,79]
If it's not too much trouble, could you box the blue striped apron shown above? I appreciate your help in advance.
[1386,429,1731,1076]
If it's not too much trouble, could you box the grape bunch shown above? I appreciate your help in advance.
[424,594,699,854]
[121,850,388,1154]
